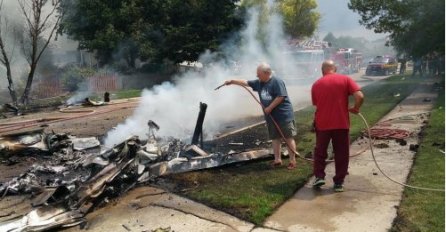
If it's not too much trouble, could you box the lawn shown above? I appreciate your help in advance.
[391,80,445,232]
[160,75,428,225]
[110,89,142,99]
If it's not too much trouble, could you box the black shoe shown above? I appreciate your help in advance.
[312,178,325,188]
[333,183,344,192]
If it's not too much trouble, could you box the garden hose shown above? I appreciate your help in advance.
[218,83,444,192]
[218,83,369,162]
[358,112,444,192]
[217,83,319,162]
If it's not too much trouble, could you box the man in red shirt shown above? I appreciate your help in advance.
[311,60,364,192]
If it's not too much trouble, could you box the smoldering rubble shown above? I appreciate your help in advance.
[0,122,270,232]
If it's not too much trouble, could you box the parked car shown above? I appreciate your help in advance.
[365,56,398,76]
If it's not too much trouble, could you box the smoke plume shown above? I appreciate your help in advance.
[104,4,311,147]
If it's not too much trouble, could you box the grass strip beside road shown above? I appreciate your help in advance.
[75,89,143,101]
[111,89,142,99]
[391,81,445,232]
[161,75,425,225]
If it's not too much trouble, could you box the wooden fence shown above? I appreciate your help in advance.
[32,78,65,98]
[88,74,120,92]
[32,73,121,99]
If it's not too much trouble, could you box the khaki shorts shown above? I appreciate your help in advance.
[267,120,297,140]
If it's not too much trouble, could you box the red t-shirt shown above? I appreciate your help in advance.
[311,73,361,130]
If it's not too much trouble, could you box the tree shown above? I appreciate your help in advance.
[19,0,63,105]
[59,0,142,67]
[156,0,243,63]
[241,0,319,39]
[348,0,445,57]
[323,32,336,46]
[278,0,319,38]
[333,35,367,50]
[59,0,243,66]
[0,0,20,106]
[322,32,395,58]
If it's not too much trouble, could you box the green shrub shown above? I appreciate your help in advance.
[60,66,96,91]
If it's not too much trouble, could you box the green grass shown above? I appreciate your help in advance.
[111,89,142,99]
[163,75,427,225]
[73,89,143,102]
[391,81,445,232]
[170,162,313,224]
[350,75,422,138]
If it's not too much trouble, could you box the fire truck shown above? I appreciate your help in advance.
[331,48,363,74]
[283,40,329,78]
[288,49,325,78]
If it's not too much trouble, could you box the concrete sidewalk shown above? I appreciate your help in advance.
[262,80,438,232]
[63,186,256,232]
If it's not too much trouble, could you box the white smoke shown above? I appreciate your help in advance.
[64,76,92,105]
[66,90,91,105]
[0,0,67,90]
[104,4,311,148]
[0,1,27,89]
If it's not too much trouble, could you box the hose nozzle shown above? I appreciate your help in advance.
[214,83,226,91]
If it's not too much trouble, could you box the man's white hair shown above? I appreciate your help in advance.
[257,62,272,73]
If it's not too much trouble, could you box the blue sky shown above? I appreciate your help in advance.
[315,0,387,40]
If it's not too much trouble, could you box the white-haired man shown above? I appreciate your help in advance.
[225,62,297,169]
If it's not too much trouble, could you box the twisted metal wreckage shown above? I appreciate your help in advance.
[0,103,270,231]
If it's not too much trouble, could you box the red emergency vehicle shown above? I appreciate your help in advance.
[331,48,363,74]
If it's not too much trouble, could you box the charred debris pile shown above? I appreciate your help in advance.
[0,102,271,231]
